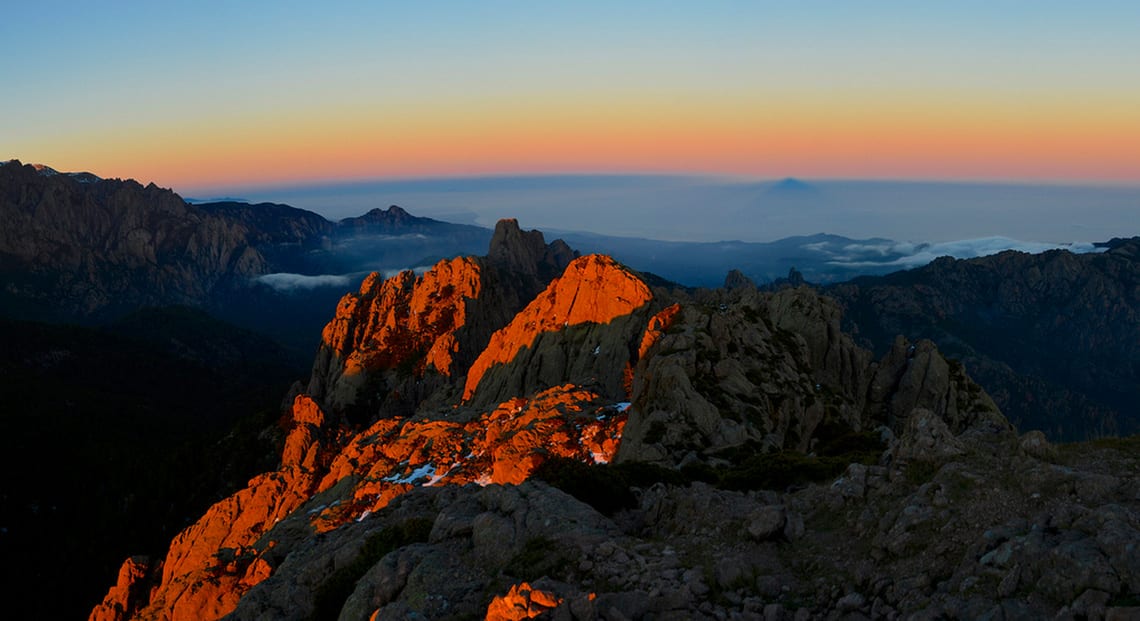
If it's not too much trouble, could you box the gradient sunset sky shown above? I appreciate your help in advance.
[4,1,1139,194]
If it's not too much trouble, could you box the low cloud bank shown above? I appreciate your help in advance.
[255,266,435,293]
[255,273,354,292]
[822,237,1102,269]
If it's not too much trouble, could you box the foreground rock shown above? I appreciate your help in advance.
[221,432,1140,620]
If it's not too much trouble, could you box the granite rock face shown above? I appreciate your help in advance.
[220,433,1140,621]
[618,284,1001,465]
[0,160,266,320]
[307,218,579,419]
[0,161,495,331]
[827,238,1140,439]
[463,253,654,406]
[91,222,1140,621]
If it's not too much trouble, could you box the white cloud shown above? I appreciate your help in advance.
[826,237,1103,269]
[255,266,437,293]
[255,272,354,292]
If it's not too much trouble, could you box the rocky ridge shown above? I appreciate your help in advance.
[463,253,654,405]
[307,219,578,419]
[826,238,1140,440]
[0,160,265,320]
[0,160,493,327]
[92,222,1140,621]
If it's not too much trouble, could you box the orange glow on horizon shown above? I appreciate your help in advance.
[21,89,1140,192]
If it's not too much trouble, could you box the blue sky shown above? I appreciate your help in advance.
[4,1,1139,190]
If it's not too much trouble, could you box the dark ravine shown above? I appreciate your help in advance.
[89,220,1139,621]
[0,310,300,620]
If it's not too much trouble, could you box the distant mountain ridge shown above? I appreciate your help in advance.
[0,160,266,322]
[0,161,490,333]
[826,237,1140,440]
[2,160,1111,328]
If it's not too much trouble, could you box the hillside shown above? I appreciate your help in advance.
[5,160,1138,619]
[826,238,1140,441]
[0,160,492,355]
[90,221,1140,620]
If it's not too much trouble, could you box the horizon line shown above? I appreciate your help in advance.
[189,170,1140,196]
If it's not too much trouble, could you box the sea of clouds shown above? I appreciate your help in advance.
[229,175,1139,246]
[255,266,435,293]
[821,237,1103,269]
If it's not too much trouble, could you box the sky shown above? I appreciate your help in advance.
[4,1,1140,196]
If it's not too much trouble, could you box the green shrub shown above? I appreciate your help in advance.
[679,461,719,484]
[531,458,690,516]
[531,458,638,516]
[503,536,576,580]
[904,460,940,486]
[816,430,884,461]
[644,420,668,444]
[718,451,841,491]
[613,461,689,488]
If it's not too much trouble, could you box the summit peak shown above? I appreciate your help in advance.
[487,218,577,281]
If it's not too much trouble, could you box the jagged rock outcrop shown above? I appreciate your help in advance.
[89,557,153,621]
[306,384,627,532]
[619,285,999,465]
[307,218,577,418]
[486,217,577,292]
[90,223,629,620]
[215,424,1140,620]
[867,336,1006,434]
[124,395,332,621]
[827,238,1140,439]
[229,482,621,621]
[723,268,754,290]
[485,581,566,620]
[463,254,654,405]
[309,256,483,410]
[91,219,1139,621]
[93,384,626,621]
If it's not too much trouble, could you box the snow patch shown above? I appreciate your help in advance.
[383,463,436,485]
[424,463,460,487]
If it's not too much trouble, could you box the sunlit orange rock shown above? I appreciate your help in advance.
[313,256,482,408]
[89,556,151,621]
[485,582,564,620]
[281,394,331,470]
[322,257,480,376]
[464,254,652,400]
[91,249,654,620]
[134,468,315,620]
[113,396,331,621]
[238,557,273,589]
[639,303,682,360]
[308,384,627,530]
[94,381,626,619]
